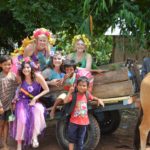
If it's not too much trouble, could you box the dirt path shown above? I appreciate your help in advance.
[3,109,150,150]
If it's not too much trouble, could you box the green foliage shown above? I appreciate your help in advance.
[56,31,112,65]
[0,0,149,55]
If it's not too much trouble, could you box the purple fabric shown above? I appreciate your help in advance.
[11,81,42,145]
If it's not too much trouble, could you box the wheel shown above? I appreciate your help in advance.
[56,113,100,150]
[94,110,121,134]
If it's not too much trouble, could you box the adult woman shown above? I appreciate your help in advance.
[11,59,49,150]
[12,28,56,73]
[42,51,65,87]
[67,34,92,70]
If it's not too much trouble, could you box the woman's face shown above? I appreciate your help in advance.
[75,40,86,53]
[22,63,32,76]
[37,34,48,50]
[53,54,63,67]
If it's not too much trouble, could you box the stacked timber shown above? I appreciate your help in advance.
[48,66,134,99]
[92,67,134,98]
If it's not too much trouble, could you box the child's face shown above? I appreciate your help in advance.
[1,60,12,73]
[65,66,74,74]
[77,81,88,93]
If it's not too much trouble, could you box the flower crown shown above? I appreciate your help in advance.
[72,34,91,48]
[11,28,56,56]
[33,28,56,45]
[18,57,36,69]
[18,57,31,64]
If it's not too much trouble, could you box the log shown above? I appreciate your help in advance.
[47,67,133,99]
[93,67,128,85]
[92,80,134,98]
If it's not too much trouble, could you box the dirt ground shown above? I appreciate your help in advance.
[2,108,150,150]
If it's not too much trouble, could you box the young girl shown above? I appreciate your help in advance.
[11,60,49,150]
[50,59,77,118]
[0,55,18,149]
[42,51,65,87]
[64,76,104,150]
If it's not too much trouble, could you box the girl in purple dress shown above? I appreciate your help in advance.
[11,60,49,150]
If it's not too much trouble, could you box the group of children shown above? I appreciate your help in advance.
[0,53,104,150]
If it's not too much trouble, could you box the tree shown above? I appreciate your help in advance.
[0,0,149,54]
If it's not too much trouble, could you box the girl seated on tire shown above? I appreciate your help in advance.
[64,76,104,150]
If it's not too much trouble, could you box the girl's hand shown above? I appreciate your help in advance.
[51,79,61,87]
[0,107,4,114]
[69,86,74,94]
[29,97,37,106]
[64,73,73,80]
[97,99,104,107]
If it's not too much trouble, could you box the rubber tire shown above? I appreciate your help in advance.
[94,110,121,135]
[56,113,100,150]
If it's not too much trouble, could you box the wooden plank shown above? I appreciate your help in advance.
[93,67,128,85]
[92,80,134,98]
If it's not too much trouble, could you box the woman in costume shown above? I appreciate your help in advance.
[11,58,49,150]
[67,34,92,70]
[11,28,56,73]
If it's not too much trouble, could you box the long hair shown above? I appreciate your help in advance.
[18,62,35,82]
[49,51,64,72]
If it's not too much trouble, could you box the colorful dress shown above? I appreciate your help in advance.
[11,80,46,145]
[71,53,87,68]
[42,68,65,80]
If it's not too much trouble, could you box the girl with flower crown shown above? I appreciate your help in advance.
[67,35,106,74]
[67,34,92,70]
[11,59,49,150]
[42,51,65,87]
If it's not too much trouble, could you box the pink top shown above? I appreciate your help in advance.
[69,92,93,125]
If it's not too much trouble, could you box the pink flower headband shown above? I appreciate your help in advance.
[33,28,51,39]
[19,57,31,64]
[18,57,37,69]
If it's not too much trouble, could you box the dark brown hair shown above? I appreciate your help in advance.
[18,62,35,82]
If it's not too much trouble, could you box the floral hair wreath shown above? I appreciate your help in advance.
[72,34,91,48]
[11,28,56,56]
[33,28,56,45]
[18,57,31,65]
[18,57,36,69]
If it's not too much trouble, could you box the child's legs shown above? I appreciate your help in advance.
[75,125,87,150]
[3,121,8,144]
[69,143,74,150]
[3,110,11,144]
[0,120,5,137]
[67,123,78,148]
[50,93,67,117]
